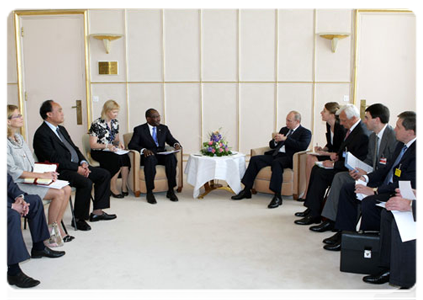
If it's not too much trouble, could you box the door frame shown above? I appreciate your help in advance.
[352,9,413,106]
[13,9,92,140]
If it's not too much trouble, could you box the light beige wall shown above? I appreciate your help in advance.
[8,9,416,158]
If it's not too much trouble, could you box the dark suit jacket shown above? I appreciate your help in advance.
[33,122,87,172]
[364,124,397,170]
[325,120,346,153]
[267,125,312,159]
[128,123,180,154]
[334,120,370,171]
[7,173,25,209]
[367,141,416,195]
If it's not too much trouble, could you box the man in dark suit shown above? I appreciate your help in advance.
[294,104,370,225]
[231,111,311,209]
[128,108,181,204]
[363,193,416,289]
[309,103,397,232]
[7,174,65,288]
[324,111,416,251]
[33,100,116,231]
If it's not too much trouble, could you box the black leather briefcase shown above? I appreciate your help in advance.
[340,231,381,274]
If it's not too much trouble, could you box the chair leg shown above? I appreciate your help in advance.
[61,220,68,235]
[24,217,28,230]
[69,196,77,231]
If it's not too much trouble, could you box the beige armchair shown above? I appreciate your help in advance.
[81,133,100,167]
[123,132,183,197]
[250,145,309,200]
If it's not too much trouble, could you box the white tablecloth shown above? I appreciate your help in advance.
[184,153,246,198]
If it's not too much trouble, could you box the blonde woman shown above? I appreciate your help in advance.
[89,100,130,197]
[7,105,74,245]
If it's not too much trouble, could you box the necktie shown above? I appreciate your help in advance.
[344,130,351,141]
[372,136,379,170]
[383,145,407,185]
[273,130,292,157]
[152,127,159,147]
[56,127,79,163]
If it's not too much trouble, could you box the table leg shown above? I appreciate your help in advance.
[198,180,235,199]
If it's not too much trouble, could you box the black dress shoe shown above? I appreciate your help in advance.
[89,212,117,222]
[323,231,342,245]
[122,190,129,196]
[166,189,179,202]
[323,240,341,251]
[63,235,75,243]
[146,192,157,204]
[111,191,124,198]
[268,195,282,209]
[8,271,40,288]
[31,246,65,259]
[294,208,310,217]
[296,197,306,202]
[231,189,252,200]
[294,215,321,225]
[309,220,335,232]
[373,288,420,300]
[71,219,91,231]
[363,270,390,284]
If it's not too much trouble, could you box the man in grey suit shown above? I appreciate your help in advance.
[308,103,397,232]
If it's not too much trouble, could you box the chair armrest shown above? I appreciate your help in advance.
[292,149,311,199]
[127,150,141,193]
[251,146,271,157]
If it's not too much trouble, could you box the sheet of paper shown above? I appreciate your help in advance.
[345,152,373,173]
[392,210,416,242]
[315,161,333,169]
[355,179,367,200]
[33,163,57,173]
[103,148,129,155]
[157,149,180,155]
[31,179,70,189]
[399,181,416,200]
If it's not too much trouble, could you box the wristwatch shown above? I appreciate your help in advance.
[372,187,378,195]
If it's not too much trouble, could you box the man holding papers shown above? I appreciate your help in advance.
[309,104,397,233]
[324,111,416,251]
[128,108,181,204]
[294,104,370,225]
[34,100,117,231]
[363,189,416,289]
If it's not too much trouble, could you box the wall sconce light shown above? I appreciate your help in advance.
[318,32,350,53]
[91,34,123,54]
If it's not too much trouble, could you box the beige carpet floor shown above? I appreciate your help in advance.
[10,178,416,299]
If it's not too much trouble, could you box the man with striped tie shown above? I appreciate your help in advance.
[128,109,181,204]
[231,111,311,209]
[324,111,416,251]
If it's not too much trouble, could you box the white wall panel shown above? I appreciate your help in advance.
[240,10,276,81]
[278,10,314,81]
[202,9,238,81]
[7,13,17,83]
[89,10,126,83]
[127,9,163,82]
[240,84,274,154]
[128,83,164,131]
[315,9,352,82]
[277,84,313,144]
[7,84,19,106]
[90,83,128,134]
[314,83,350,147]
[164,10,200,81]
[203,83,238,150]
[165,84,201,154]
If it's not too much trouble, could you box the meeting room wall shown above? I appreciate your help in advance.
[7,9,416,159]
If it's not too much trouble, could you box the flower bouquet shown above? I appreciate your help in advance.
[201,130,232,157]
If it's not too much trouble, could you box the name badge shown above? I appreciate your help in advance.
[395,168,402,177]
[379,158,387,165]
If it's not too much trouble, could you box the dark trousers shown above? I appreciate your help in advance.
[59,166,111,220]
[304,166,337,217]
[241,153,292,194]
[7,194,50,265]
[379,209,416,288]
[335,182,388,231]
[141,154,177,192]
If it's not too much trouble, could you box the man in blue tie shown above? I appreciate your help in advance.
[128,109,181,204]
[324,111,416,251]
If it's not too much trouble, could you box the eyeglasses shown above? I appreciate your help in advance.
[9,114,23,119]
